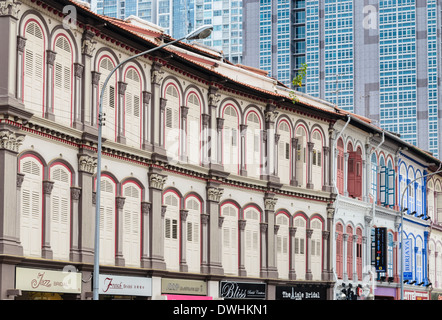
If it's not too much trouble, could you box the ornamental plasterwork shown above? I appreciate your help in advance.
[0,0,21,18]
[264,197,277,211]
[151,69,164,85]
[78,155,97,174]
[149,173,167,190]
[0,130,24,152]
[81,38,96,56]
[207,187,223,202]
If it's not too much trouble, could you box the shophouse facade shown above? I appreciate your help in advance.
[0,0,342,300]
[0,0,440,301]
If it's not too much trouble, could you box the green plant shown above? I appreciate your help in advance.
[290,63,308,103]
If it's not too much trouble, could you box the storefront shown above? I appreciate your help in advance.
[275,284,327,300]
[403,289,430,300]
[219,281,266,300]
[14,267,82,300]
[431,291,442,300]
[161,278,212,300]
[98,274,152,300]
[374,286,396,300]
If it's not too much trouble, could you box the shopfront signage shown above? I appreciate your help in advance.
[375,227,387,272]
[403,238,413,280]
[219,281,266,300]
[404,290,429,300]
[99,274,152,296]
[15,267,81,294]
[275,285,326,300]
[161,278,207,296]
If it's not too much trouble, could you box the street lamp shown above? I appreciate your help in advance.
[399,169,442,300]
[92,25,213,300]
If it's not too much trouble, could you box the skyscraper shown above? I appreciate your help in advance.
[243,0,442,158]
[89,0,243,63]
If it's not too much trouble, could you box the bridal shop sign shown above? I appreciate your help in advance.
[15,267,81,294]
[219,281,266,299]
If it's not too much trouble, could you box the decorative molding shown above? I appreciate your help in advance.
[161,205,167,217]
[264,197,277,211]
[78,155,97,174]
[42,180,54,195]
[207,187,223,203]
[116,196,125,210]
[0,0,21,18]
[141,201,151,215]
[218,216,224,228]
[17,35,26,52]
[151,69,164,85]
[180,209,188,221]
[265,110,278,123]
[16,173,24,188]
[81,38,96,56]
[71,187,81,201]
[0,130,24,153]
[238,219,246,230]
[201,213,209,225]
[74,63,84,78]
[149,173,167,190]
[46,50,56,66]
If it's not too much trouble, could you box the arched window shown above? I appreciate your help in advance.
[347,145,362,199]
[99,176,116,265]
[185,196,201,273]
[296,127,307,188]
[221,203,239,275]
[24,21,45,115]
[399,164,407,210]
[50,164,71,260]
[379,156,386,204]
[53,35,72,126]
[346,225,353,280]
[20,156,43,257]
[122,182,141,267]
[246,112,261,178]
[98,57,117,141]
[223,105,239,174]
[311,218,322,280]
[124,68,141,148]
[370,153,378,202]
[163,191,180,271]
[336,223,344,279]
[387,232,394,278]
[244,207,260,277]
[427,180,435,220]
[294,216,306,279]
[187,93,201,165]
[165,84,180,159]
[415,171,423,216]
[386,159,395,207]
[416,238,423,285]
[276,213,289,279]
[408,167,415,214]
[336,138,344,194]
[277,121,291,185]
[311,130,323,189]
[356,227,363,280]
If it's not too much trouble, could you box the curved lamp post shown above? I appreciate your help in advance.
[399,169,442,300]
[92,25,213,300]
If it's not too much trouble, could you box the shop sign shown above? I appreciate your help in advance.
[375,227,387,272]
[404,290,429,300]
[219,281,266,300]
[403,239,413,280]
[99,274,152,296]
[276,285,326,300]
[161,278,207,296]
[15,267,81,294]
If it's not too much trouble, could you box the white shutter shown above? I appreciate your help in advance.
[20,158,43,257]
[99,58,116,141]
[123,183,141,267]
[164,193,179,271]
[246,112,261,177]
[186,198,200,273]
[187,94,200,165]
[223,106,238,174]
[222,205,238,275]
[294,217,306,279]
[125,69,141,148]
[165,85,180,159]
[244,208,260,277]
[276,214,289,279]
[50,166,71,260]
[54,36,72,126]
[24,22,44,115]
[99,178,115,265]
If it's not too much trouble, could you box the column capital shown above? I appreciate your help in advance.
[78,154,97,174]
[149,172,167,190]
[0,130,25,153]
[207,186,224,203]
[42,180,54,195]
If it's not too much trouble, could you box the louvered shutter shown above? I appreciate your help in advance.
[223,106,238,174]
[311,220,322,280]
[123,183,141,267]
[222,205,238,275]
[186,198,200,273]
[99,58,116,141]
[244,209,260,277]
[24,22,44,115]
[99,178,115,265]
[164,85,180,159]
[125,69,141,148]
[54,36,72,126]
[50,166,71,260]
[276,214,289,279]
[294,218,306,279]
[20,158,43,257]
[278,122,291,185]
[187,94,200,165]
[164,193,179,271]
[246,112,261,177]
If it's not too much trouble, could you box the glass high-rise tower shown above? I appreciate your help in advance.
[89,0,243,64]
[243,0,442,158]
